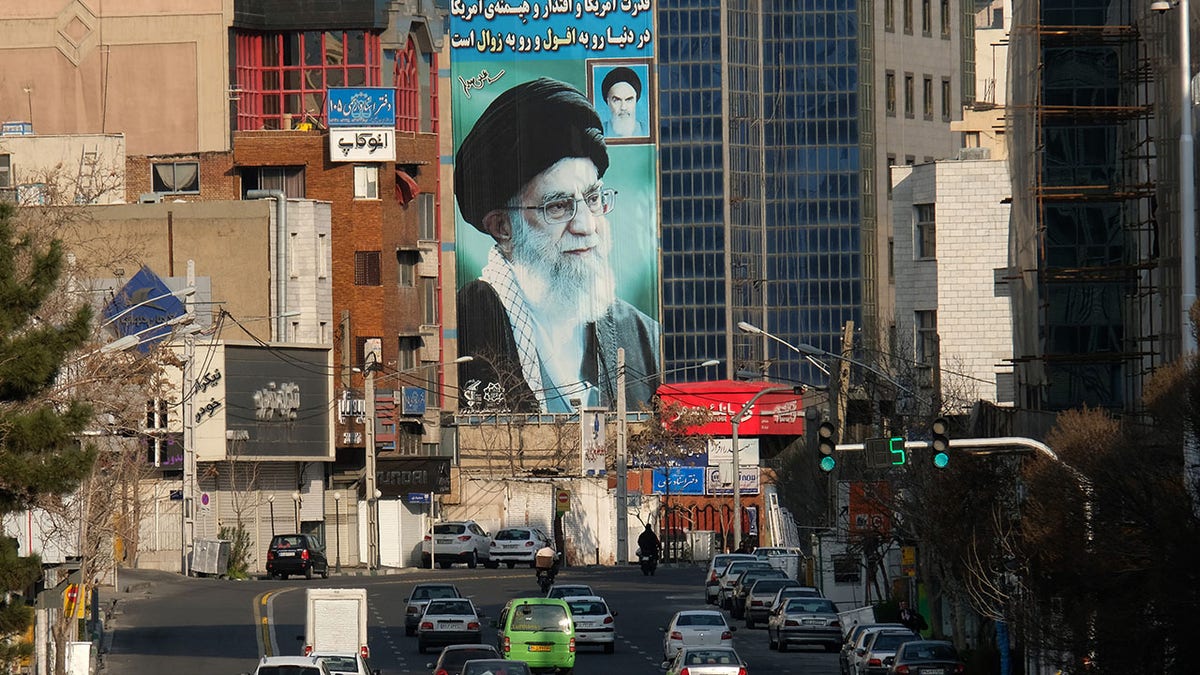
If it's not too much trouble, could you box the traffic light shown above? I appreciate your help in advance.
[817,420,837,472]
[931,417,950,468]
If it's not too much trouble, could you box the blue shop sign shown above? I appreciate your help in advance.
[328,88,396,127]
[651,467,706,495]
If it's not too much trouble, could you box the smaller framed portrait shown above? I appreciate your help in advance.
[587,58,654,145]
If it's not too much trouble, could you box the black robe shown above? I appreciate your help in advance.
[457,280,660,413]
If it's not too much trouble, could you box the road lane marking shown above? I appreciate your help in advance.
[252,587,299,658]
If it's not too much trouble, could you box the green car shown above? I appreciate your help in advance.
[495,597,576,674]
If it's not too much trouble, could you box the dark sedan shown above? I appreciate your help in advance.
[264,534,329,580]
[887,640,966,674]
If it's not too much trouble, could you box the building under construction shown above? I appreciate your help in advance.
[1007,0,1186,413]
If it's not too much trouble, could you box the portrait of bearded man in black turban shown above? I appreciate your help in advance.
[454,77,660,413]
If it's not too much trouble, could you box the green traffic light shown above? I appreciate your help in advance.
[819,455,836,472]
[932,451,949,469]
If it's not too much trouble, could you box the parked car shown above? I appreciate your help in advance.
[418,598,485,654]
[427,644,501,675]
[422,520,496,569]
[314,652,380,675]
[741,578,802,628]
[856,629,922,675]
[767,586,824,615]
[766,596,842,653]
[265,534,329,580]
[704,553,758,604]
[546,583,594,599]
[729,568,789,618]
[489,527,554,568]
[563,594,617,653]
[458,659,534,675]
[406,583,464,636]
[841,624,912,675]
[887,640,966,674]
[662,646,748,675]
[245,655,331,675]
[494,598,576,673]
[661,610,736,661]
[714,560,773,610]
[752,546,802,559]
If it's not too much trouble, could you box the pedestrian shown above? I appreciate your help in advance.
[898,600,928,633]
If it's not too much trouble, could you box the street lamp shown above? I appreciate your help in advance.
[333,491,342,573]
[614,351,719,564]
[291,490,301,532]
[267,495,275,537]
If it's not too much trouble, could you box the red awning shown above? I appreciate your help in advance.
[395,168,421,205]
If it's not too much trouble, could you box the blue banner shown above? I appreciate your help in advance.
[327,88,396,127]
[402,387,428,416]
[651,467,706,495]
[102,266,187,353]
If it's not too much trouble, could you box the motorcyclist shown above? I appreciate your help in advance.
[535,544,559,588]
[637,523,661,561]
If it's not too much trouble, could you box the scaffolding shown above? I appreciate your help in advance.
[1007,0,1174,412]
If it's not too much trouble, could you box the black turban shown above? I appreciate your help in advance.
[454,78,609,232]
[601,66,642,101]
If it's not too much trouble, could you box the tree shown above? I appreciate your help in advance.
[0,201,96,671]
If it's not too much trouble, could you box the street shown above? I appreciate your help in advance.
[98,564,841,674]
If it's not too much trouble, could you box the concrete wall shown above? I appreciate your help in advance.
[0,133,126,204]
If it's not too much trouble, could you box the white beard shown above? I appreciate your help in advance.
[508,210,617,324]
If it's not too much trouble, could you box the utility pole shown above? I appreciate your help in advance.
[835,321,854,440]
[181,260,196,576]
[364,359,379,570]
[616,348,629,564]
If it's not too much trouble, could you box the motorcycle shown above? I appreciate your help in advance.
[637,548,658,576]
[536,566,557,593]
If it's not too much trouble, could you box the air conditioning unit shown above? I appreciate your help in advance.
[139,192,162,203]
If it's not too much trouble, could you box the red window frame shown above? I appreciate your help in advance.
[394,37,420,133]
[235,30,382,131]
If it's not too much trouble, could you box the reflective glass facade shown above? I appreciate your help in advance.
[659,0,863,386]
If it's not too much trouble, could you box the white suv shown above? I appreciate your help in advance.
[245,656,331,675]
[421,520,496,569]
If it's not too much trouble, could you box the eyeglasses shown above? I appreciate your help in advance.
[515,188,617,224]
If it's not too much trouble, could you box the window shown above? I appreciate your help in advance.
[145,398,169,466]
[397,427,421,455]
[905,155,916,165]
[941,0,952,36]
[152,161,199,194]
[233,30,382,131]
[904,74,915,118]
[885,71,896,116]
[421,278,438,324]
[922,0,932,34]
[923,76,934,120]
[240,166,305,198]
[317,233,328,279]
[398,335,421,371]
[397,250,418,287]
[888,237,895,282]
[886,154,896,198]
[833,554,861,583]
[355,251,382,285]
[941,78,952,121]
[319,321,328,343]
[418,193,437,240]
[288,232,299,278]
[395,36,420,133]
[903,0,913,32]
[916,310,938,365]
[0,154,10,188]
[885,0,895,30]
[354,165,379,199]
[915,203,936,258]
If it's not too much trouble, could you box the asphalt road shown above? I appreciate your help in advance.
[99,564,840,675]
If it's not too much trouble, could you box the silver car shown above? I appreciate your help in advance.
[766,596,842,652]
[855,629,921,675]
[488,527,553,568]
[704,553,757,604]
[662,646,747,675]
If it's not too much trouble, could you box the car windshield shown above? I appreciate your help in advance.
[495,529,532,540]
[684,649,738,665]
[566,600,608,616]
[676,613,726,627]
[873,633,917,650]
[549,586,591,598]
[752,580,795,594]
[786,598,837,614]
[428,600,474,615]
[257,668,322,675]
[271,536,308,549]
[441,648,500,669]
[462,661,532,675]
[318,656,358,671]
[413,586,458,600]
[903,644,959,660]
[509,604,570,632]
[434,523,467,535]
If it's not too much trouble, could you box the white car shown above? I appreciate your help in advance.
[417,598,484,654]
[704,553,757,604]
[313,652,380,675]
[546,583,594,599]
[661,610,736,660]
[421,520,495,569]
[662,646,748,675]
[245,656,330,675]
[489,526,554,568]
[563,595,617,653]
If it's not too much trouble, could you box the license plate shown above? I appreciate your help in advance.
[438,621,463,628]
[922,670,946,675]
[528,645,552,652]
[277,551,295,557]
[437,538,452,544]
[802,618,825,625]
